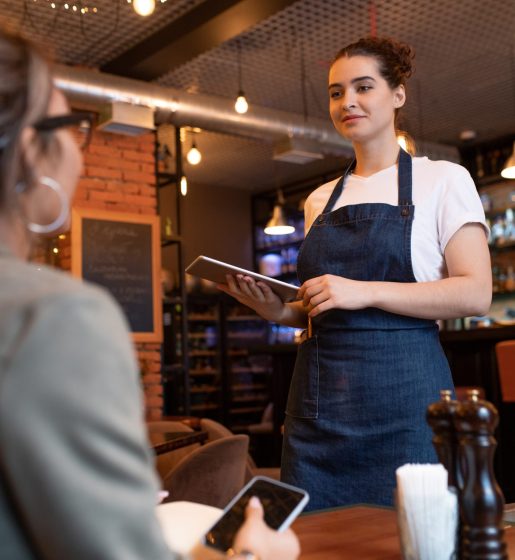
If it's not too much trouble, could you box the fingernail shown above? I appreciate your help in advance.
[249,496,260,508]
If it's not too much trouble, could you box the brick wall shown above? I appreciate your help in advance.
[57,128,164,420]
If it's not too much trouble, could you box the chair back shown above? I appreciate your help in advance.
[200,418,233,441]
[163,434,249,509]
[147,421,194,434]
[496,341,515,402]
[147,421,197,481]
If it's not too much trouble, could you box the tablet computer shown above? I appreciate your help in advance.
[185,255,299,302]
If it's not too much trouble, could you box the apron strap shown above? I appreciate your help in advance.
[322,158,356,214]
[321,149,413,215]
[397,148,413,207]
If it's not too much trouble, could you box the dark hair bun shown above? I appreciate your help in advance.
[334,36,415,88]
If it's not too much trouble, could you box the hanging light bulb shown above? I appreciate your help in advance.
[501,141,515,179]
[234,41,249,114]
[133,0,155,16]
[180,175,188,196]
[264,190,295,236]
[186,140,202,165]
[234,91,248,114]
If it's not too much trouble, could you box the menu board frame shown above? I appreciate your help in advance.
[71,208,163,343]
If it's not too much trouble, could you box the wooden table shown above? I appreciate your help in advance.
[149,431,208,455]
[292,505,515,560]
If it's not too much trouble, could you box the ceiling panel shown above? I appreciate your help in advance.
[0,0,514,191]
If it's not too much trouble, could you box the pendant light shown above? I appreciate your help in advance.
[234,42,248,114]
[501,141,515,179]
[133,0,155,16]
[186,138,202,165]
[264,190,295,235]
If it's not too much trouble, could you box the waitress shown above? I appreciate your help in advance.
[219,36,491,510]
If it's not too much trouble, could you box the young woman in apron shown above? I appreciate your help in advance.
[220,37,491,510]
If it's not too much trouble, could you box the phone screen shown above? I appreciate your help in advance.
[204,478,308,553]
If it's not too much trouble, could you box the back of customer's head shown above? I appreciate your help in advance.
[0,26,53,212]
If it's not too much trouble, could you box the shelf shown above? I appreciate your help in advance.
[227,332,267,339]
[190,387,221,394]
[490,239,515,252]
[477,174,510,187]
[191,403,220,411]
[162,364,185,373]
[188,314,217,321]
[231,367,269,374]
[189,370,219,376]
[188,333,218,339]
[228,349,248,356]
[232,384,267,391]
[189,350,217,357]
[163,295,183,305]
[232,395,269,403]
[229,406,265,415]
[227,315,265,322]
[492,290,515,297]
[485,205,514,217]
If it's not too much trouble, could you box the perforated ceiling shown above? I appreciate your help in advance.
[1,0,514,191]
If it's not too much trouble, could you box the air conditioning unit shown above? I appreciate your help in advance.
[97,101,155,136]
[273,137,325,164]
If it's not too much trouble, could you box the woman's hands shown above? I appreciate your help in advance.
[216,274,286,323]
[298,274,371,317]
[232,497,300,560]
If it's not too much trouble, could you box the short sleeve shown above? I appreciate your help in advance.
[437,164,489,252]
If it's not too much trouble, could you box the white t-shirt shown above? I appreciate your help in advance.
[304,157,488,282]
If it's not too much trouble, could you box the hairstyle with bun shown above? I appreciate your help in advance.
[332,36,414,89]
[0,26,53,212]
[332,36,415,150]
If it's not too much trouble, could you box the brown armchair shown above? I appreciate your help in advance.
[162,434,249,508]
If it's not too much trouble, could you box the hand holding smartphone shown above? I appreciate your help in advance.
[203,476,309,554]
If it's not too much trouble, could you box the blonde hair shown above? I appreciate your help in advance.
[0,25,53,211]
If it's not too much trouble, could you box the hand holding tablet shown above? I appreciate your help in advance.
[185,256,299,303]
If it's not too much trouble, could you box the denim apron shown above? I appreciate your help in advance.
[281,149,453,511]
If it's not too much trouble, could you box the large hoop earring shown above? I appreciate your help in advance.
[15,176,70,234]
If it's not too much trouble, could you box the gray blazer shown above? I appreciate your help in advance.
[0,245,178,559]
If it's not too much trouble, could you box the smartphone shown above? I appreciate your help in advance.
[203,476,309,554]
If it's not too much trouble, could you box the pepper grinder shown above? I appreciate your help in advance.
[426,389,461,489]
[454,389,507,560]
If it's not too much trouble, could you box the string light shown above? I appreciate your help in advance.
[133,0,155,16]
[27,0,168,15]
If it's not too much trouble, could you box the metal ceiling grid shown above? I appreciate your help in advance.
[159,0,515,145]
[0,0,513,191]
[0,0,204,67]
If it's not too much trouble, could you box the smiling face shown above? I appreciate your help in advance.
[328,55,405,146]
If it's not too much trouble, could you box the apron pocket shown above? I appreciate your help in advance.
[286,335,319,419]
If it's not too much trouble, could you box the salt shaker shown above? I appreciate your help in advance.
[426,389,460,489]
[454,389,507,560]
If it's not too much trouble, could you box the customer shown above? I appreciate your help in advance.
[0,27,299,560]
[219,36,491,510]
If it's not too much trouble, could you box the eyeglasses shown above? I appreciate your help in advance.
[34,112,95,151]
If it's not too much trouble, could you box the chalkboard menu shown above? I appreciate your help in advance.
[72,209,162,342]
